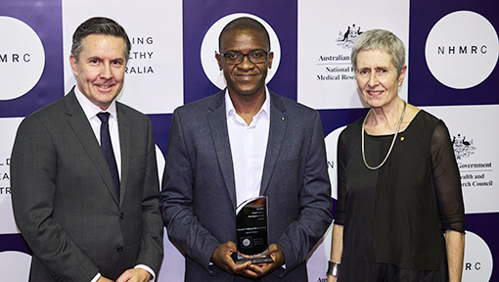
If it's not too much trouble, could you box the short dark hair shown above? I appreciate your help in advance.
[218,17,270,52]
[71,17,131,62]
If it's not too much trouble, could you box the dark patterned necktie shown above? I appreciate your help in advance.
[97,112,120,198]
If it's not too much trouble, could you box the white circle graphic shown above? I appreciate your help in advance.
[462,230,493,282]
[0,251,31,281]
[425,11,499,89]
[0,16,45,100]
[324,125,346,199]
[200,13,281,90]
[156,144,165,191]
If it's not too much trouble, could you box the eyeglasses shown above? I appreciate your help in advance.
[218,50,270,65]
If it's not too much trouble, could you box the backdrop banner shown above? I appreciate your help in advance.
[0,0,497,281]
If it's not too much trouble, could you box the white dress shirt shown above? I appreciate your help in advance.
[74,87,121,179]
[73,87,155,282]
[225,88,270,208]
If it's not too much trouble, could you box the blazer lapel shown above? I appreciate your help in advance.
[260,92,288,195]
[207,91,237,209]
[64,90,120,205]
[116,103,130,206]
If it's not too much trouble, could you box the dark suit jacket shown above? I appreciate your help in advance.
[161,90,332,281]
[11,89,164,282]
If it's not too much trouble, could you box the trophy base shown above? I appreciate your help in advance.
[235,255,274,265]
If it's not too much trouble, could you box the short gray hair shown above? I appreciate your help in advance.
[71,17,131,62]
[351,29,405,77]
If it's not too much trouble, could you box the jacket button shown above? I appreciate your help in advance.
[117,247,123,253]
[120,212,124,219]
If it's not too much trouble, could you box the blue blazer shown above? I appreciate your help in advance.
[161,90,332,281]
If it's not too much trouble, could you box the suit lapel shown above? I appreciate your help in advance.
[207,91,237,209]
[260,92,287,195]
[117,103,130,206]
[64,90,120,205]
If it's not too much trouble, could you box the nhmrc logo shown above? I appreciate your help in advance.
[425,11,498,89]
[0,16,45,100]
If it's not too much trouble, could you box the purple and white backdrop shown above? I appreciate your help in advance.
[0,0,497,281]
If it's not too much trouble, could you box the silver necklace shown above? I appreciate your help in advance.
[361,100,407,170]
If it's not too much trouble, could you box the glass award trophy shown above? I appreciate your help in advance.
[235,196,273,264]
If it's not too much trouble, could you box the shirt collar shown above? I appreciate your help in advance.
[74,86,118,120]
[225,86,270,121]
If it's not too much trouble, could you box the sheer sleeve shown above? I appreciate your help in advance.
[431,121,465,233]
[334,129,349,225]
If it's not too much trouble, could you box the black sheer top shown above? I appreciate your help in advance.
[335,110,465,272]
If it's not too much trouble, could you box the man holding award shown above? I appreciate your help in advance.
[161,17,332,281]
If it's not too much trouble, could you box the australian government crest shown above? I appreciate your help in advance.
[317,24,363,82]
[336,24,363,50]
[452,134,476,160]
[453,133,494,189]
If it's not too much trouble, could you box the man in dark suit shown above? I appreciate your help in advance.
[161,17,332,281]
[11,17,163,282]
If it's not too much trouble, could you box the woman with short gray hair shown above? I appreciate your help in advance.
[327,29,465,282]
